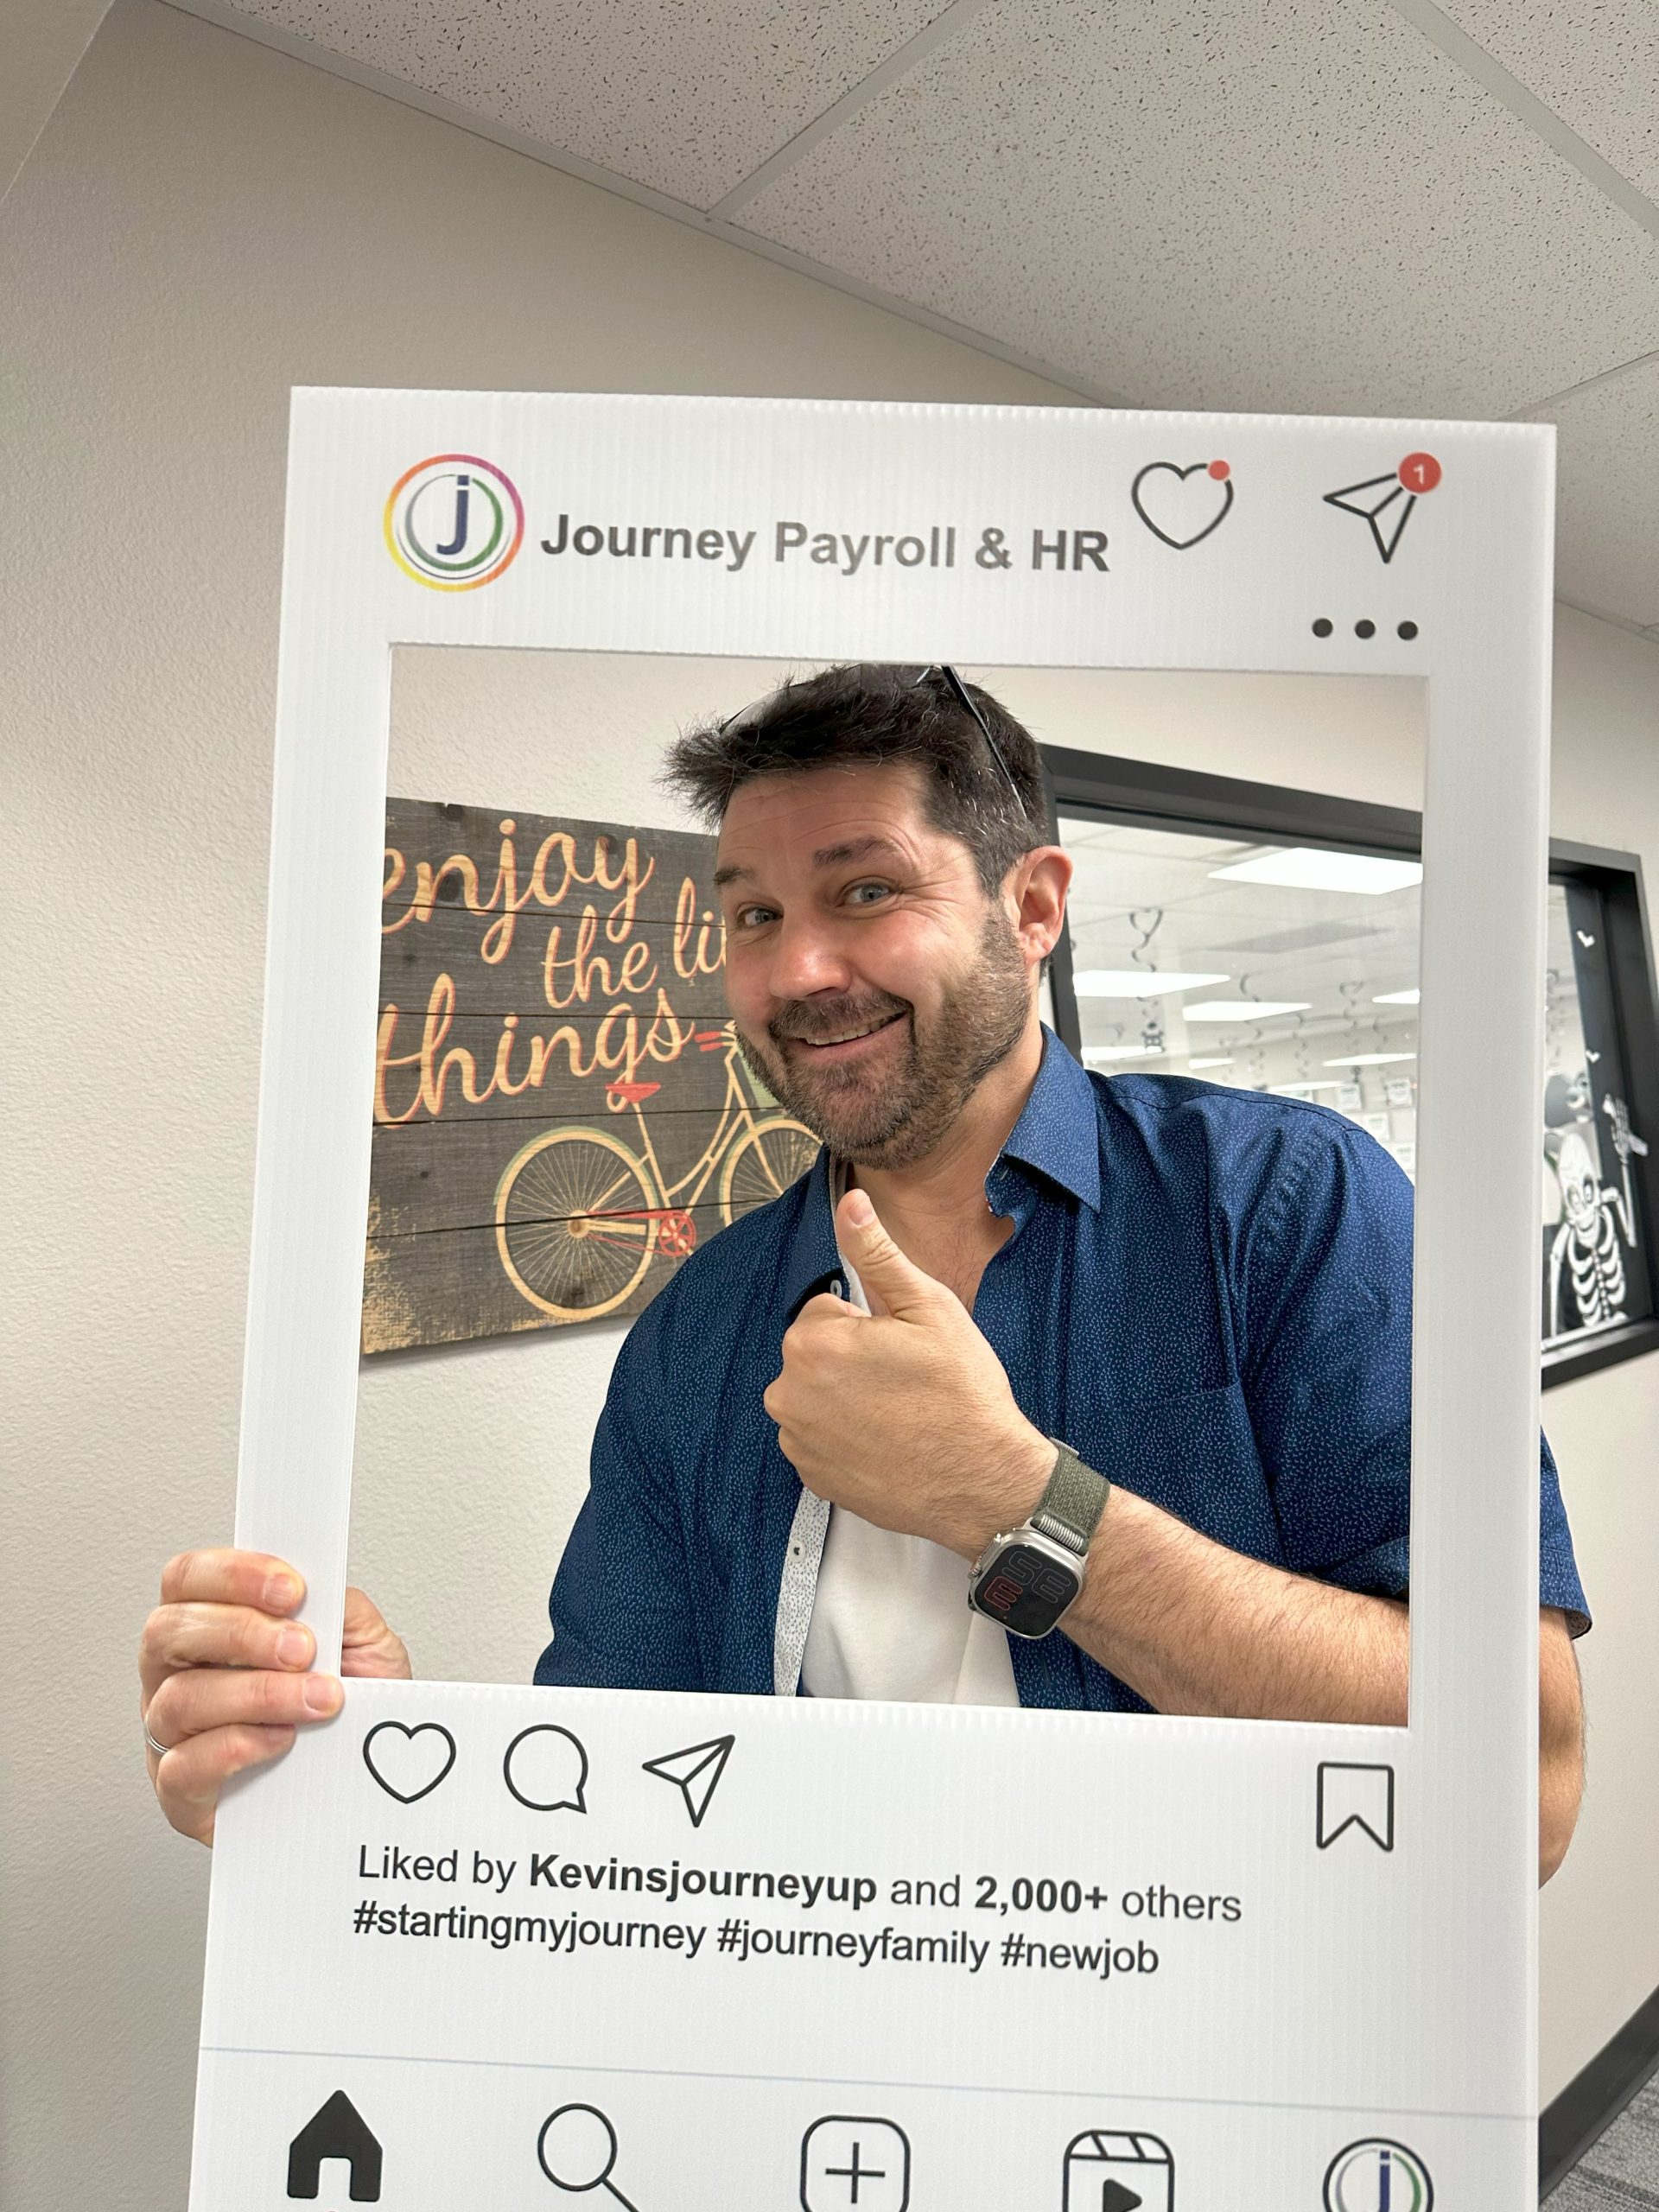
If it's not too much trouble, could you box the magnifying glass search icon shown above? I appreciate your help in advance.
[537,2103,642,2209]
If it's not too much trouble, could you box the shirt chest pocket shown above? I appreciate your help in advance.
[1068,1381,1280,1563]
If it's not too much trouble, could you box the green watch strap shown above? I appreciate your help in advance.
[1030,1440,1110,1557]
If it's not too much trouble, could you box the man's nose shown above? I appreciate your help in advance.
[766,918,854,1001]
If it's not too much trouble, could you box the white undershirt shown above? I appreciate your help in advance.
[798,1217,1020,1707]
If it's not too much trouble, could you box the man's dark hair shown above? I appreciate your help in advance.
[662,663,1049,895]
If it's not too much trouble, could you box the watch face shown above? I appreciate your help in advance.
[972,1541,1081,1638]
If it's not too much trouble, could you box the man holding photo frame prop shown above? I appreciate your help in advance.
[156,394,1579,2208]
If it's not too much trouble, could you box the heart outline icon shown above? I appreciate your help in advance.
[363,1719,457,1804]
[1131,460,1235,550]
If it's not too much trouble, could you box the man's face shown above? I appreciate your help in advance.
[713,760,1033,1169]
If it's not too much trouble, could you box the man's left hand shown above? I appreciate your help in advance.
[762,1188,1053,1558]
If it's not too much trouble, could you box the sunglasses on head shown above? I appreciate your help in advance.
[910,664,1024,808]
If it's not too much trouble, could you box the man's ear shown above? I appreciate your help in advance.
[1006,845,1071,967]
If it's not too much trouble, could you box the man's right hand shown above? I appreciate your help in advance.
[140,1550,411,1846]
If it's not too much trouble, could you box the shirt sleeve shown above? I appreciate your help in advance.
[533,1313,707,1690]
[1238,1112,1590,1635]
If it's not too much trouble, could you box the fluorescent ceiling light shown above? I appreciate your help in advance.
[1188,1056,1233,1069]
[1081,1044,1164,1062]
[1209,849,1423,895]
[1072,969,1229,998]
[1271,1081,1344,1094]
[1180,999,1311,1021]
[1372,988,1421,1005]
[1324,1052,1417,1067]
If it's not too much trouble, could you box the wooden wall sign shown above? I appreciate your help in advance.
[364,798,820,1352]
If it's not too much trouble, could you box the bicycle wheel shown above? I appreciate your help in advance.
[718,1114,821,1224]
[495,1128,658,1321]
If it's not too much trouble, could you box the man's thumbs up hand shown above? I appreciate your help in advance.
[762,1187,1053,1559]
[834,1185,943,1319]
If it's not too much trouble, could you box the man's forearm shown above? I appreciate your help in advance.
[1063,1484,1410,1725]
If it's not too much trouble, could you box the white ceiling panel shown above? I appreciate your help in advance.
[735,0,1659,418]
[1435,0,1659,205]
[220,0,951,207]
[1528,359,1659,630]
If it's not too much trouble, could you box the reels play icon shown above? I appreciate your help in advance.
[1063,2131,1173,2211]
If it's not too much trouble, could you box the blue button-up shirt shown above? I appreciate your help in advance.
[537,1028,1587,1707]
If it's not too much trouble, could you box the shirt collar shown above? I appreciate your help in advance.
[997,1025,1103,1213]
[779,1027,1099,1320]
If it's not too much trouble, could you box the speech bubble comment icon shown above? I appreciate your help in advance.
[537,2103,639,2209]
[361,1721,456,1805]
[1316,1761,1395,1852]
[504,1724,589,1813]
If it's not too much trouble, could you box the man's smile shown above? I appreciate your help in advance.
[779,1008,909,1061]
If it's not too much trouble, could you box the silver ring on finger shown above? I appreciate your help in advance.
[143,1713,174,1760]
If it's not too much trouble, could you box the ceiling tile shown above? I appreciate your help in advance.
[1527,358,1659,629]
[1436,0,1659,204]
[221,0,950,207]
[735,0,1659,416]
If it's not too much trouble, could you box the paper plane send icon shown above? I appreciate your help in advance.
[1324,471,1417,563]
[643,1734,734,1828]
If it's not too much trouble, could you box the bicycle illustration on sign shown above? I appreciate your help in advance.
[494,1025,819,1321]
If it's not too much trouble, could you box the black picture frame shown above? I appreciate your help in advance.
[1039,747,1659,1391]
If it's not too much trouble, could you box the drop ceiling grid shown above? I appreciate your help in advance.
[1527,353,1659,628]
[1436,0,1659,207]
[220,0,954,205]
[1062,846,1423,1030]
[734,0,1659,419]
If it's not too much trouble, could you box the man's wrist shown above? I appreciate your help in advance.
[956,1423,1058,1560]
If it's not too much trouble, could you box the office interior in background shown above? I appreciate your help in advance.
[5,2,1659,2206]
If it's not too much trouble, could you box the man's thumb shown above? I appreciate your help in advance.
[837,1188,938,1319]
[342,1586,414,1680]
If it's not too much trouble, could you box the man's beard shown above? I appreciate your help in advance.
[733,909,1032,1170]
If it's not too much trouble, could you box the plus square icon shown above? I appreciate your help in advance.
[800,2116,911,2211]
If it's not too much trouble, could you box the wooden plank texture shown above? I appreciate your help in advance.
[362,798,819,1353]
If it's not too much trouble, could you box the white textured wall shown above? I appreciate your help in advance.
[0,10,1074,2209]
[3,5,1657,2206]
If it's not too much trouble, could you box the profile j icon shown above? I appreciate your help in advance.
[384,454,524,590]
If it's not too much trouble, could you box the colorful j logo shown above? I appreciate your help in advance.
[1323,2139,1433,2212]
[385,454,524,590]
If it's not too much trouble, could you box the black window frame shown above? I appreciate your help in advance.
[1039,744,1659,1391]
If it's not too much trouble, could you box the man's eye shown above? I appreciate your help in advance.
[845,881,893,907]
[734,905,776,929]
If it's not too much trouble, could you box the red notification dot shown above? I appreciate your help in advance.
[1399,452,1441,493]
[1208,460,1230,480]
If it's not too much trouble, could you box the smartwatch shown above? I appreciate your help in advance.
[967,1440,1109,1639]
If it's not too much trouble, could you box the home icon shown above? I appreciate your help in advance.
[287,2090,383,2202]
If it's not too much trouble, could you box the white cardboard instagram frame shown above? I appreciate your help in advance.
[191,391,1554,2211]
